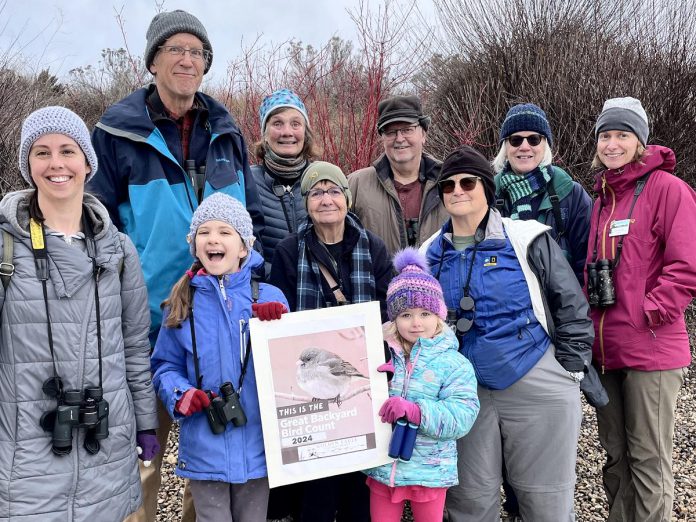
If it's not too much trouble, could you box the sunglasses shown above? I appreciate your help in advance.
[439,177,480,194]
[507,134,544,147]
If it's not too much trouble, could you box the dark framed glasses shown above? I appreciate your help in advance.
[507,134,544,147]
[439,177,480,194]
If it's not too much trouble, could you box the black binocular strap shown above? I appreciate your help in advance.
[188,280,256,393]
[546,178,565,238]
[591,171,651,267]
[81,212,104,390]
[30,210,106,400]
[29,219,61,390]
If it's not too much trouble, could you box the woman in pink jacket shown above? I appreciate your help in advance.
[587,97,696,522]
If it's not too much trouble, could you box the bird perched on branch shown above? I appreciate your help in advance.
[296,348,368,406]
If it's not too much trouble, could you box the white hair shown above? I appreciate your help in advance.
[491,140,553,174]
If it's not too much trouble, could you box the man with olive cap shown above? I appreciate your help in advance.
[88,9,264,522]
[349,95,448,257]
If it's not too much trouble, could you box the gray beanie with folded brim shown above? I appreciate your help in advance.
[18,106,98,186]
[145,10,213,74]
[595,97,649,146]
[187,192,255,256]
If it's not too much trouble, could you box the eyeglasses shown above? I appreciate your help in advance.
[438,177,480,194]
[381,124,419,140]
[158,45,212,62]
[307,187,345,200]
[506,134,544,147]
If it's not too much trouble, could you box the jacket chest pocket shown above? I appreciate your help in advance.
[206,161,241,190]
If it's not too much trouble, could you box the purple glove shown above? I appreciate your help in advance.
[136,430,160,467]
[378,396,421,425]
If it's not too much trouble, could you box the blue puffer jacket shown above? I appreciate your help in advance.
[251,163,307,275]
[151,250,288,483]
[494,166,592,285]
[425,212,552,389]
[364,327,479,488]
[89,86,264,340]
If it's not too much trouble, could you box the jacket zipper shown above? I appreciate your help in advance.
[598,176,616,373]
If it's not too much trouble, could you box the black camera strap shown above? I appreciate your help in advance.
[591,171,651,268]
[188,278,259,393]
[81,211,104,391]
[31,210,106,399]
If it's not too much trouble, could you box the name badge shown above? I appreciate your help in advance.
[609,219,631,237]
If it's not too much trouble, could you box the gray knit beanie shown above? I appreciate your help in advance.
[595,97,649,146]
[145,10,213,74]
[18,106,98,186]
[188,193,255,256]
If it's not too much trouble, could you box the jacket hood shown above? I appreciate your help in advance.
[594,145,676,196]
[0,189,112,239]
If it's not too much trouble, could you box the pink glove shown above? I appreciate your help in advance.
[252,302,287,321]
[175,388,211,416]
[378,396,421,425]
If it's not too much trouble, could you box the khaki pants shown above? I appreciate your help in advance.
[597,367,685,522]
[125,399,195,522]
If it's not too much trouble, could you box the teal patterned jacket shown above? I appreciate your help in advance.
[364,326,479,488]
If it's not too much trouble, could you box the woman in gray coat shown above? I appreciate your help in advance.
[0,107,158,521]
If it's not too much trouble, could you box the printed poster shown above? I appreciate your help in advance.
[250,301,392,487]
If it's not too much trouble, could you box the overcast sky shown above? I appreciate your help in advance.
[1,0,436,82]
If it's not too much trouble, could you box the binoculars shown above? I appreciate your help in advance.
[587,259,616,308]
[205,382,247,435]
[388,418,418,461]
[40,386,109,456]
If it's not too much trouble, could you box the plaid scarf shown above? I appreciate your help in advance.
[498,164,552,220]
[296,212,376,310]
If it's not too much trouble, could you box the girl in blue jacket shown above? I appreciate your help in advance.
[364,248,479,522]
[151,192,288,522]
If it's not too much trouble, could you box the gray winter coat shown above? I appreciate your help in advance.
[0,190,157,522]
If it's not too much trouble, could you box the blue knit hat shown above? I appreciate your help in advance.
[499,103,553,147]
[187,193,255,256]
[19,106,99,186]
[259,89,309,132]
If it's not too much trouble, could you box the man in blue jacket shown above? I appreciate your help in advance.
[88,10,263,522]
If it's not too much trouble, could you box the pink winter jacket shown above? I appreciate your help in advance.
[586,145,696,371]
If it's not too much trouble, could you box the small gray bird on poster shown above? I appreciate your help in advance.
[296,348,368,406]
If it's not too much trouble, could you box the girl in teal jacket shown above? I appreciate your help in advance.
[364,248,479,522]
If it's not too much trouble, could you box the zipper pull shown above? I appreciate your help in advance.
[218,276,230,310]
[601,175,607,194]
[649,328,656,339]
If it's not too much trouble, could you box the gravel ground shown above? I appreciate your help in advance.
[155,308,696,521]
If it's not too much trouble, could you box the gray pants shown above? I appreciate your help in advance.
[597,367,685,522]
[446,348,581,522]
[189,477,269,522]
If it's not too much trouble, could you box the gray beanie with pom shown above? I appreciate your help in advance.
[188,193,255,256]
[18,106,98,186]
